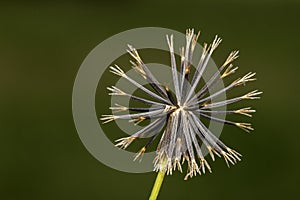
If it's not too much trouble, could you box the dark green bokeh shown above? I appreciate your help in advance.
[1,1,299,199]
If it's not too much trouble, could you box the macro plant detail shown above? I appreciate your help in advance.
[101,28,261,185]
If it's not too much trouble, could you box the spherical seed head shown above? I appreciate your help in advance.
[101,29,261,179]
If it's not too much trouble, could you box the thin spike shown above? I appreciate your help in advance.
[109,104,128,113]
[115,137,136,149]
[166,34,181,102]
[134,147,146,162]
[109,65,125,77]
[196,107,256,117]
[235,122,254,132]
[100,114,117,124]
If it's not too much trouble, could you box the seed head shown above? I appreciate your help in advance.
[101,29,261,179]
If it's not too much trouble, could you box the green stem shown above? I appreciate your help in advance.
[149,170,165,200]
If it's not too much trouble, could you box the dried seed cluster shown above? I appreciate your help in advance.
[101,29,261,179]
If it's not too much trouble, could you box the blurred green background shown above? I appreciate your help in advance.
[1,0,300,199]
